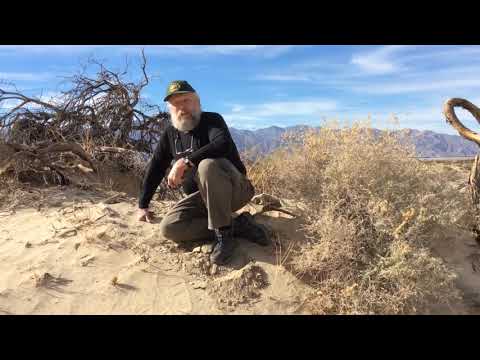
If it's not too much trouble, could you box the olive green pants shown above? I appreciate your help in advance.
[158,158,255,243]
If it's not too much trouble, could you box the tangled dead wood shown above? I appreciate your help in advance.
[443,98,480,207]
[444,98,480,244]
[0,50,174,194]
[1,50,169,153]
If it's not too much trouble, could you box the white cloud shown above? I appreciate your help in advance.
[353,77,480,95]
[0,98,22,109]
[0,45,296,60]
[147,45,259,55]
[252,46,423,85]
[0,90,65,111]
[254,74,313,82]
[0,72,54,81]
[334,99,480,135]
[384,46,480,68]
[253,46,474,84]
[350,45,480,78]
[254,46,480,100]
[227,99,337,118]
[350,45,417,75]
[38,90,64,102]
[0,82,16,91]
[347,63,480,95]
[121,45,295,58]
[223,99,338,129]
[222,96,480,134]
[231,105,245,113]
[0,45,106,56]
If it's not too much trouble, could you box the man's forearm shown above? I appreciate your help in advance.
[138,182,161,209]
[138,162,167,209]
[139,128,172,208]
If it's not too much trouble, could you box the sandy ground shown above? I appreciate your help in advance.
[1,162,480,314]
[426,224,480,314]
[0,186,314,315]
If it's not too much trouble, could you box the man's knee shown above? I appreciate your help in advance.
[159,218,185,243]
[198,158,221,174]
[197,158,226,179]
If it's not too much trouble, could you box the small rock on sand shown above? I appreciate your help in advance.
[201,243,214,254]
[190,281,207,289]
[80,255,95,267]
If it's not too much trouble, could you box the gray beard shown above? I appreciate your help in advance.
[171,111,202,132]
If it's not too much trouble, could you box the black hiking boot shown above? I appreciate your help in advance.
[210,226,237,265]
[232,212,271,246]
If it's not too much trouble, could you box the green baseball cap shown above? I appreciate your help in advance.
[164,80,196,102]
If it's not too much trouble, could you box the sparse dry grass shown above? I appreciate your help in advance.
[247,121,470,314]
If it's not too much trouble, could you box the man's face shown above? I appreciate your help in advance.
[168,93,202,132]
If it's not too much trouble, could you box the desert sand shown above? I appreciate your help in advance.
[0,186,314,315]
[1,166,480,314]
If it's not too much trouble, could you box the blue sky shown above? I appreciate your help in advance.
[1,45,480,134]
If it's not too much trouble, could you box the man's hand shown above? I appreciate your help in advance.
[138,208,154,223]
[167,158,188,188]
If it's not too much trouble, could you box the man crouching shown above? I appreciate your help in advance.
[137,80,270,265]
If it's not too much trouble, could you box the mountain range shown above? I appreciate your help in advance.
[229,125,480,159]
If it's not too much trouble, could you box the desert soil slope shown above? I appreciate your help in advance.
[1,162,480,314]
[0,186,314,315]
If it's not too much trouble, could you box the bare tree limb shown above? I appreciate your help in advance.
[36,143,97,172]
[443,98,480,145]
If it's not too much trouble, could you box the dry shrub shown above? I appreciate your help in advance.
[247,120,469,314]
[310,241,458,314]
[0,133,181,204]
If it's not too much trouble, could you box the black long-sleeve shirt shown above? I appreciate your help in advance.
[138,111,247,209]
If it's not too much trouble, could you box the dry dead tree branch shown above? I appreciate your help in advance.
[1,49,169,154]
[36,143,97,172]
[0,50,170,187]
[444,98,480,234]
[443,98,480,145]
